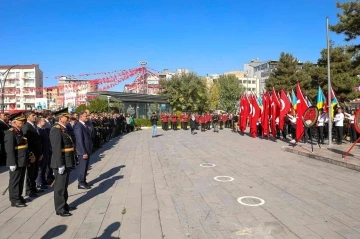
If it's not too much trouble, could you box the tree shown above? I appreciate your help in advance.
[309,45,359,101]
[208,82,220,110]
[75,104,88,113]
[217,74,244,113]
[111,101,124,113]
[88,98,108,113]
[330,0,360,52]
[160,72,209,112]
[266,53,309,91]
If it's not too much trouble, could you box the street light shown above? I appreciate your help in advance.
[0,65,18,113]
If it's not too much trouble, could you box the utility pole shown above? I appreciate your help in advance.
[0,65,18,113]
[326,17,332,146]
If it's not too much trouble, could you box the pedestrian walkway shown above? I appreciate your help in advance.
[0,129,360,238]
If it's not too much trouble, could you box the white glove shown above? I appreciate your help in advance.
[58,165,65,175]
[9,166,17,172]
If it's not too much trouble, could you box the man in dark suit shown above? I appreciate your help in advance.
[0,113,10,166]
[74,111,93,189]
[35,117,50,189]
[22,112,43,197]
[50,112,75,216]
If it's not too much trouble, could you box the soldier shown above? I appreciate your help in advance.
[5,114,35,207]
[171,112,178,130]
[50,112,75,216]
[183,113,189,130]
[0,113,10,166]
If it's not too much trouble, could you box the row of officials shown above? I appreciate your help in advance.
[0,110,131,217]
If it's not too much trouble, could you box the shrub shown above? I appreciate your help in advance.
[134,118,161,127]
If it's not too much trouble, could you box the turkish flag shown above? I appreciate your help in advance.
[279,89,291,130]
[240,95,249,133]
[295,83,309,142]
[250,95,261,137]
[262,91,271,137]
[270,89,279,138]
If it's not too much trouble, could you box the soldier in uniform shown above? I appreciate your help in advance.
[5,114,35,207]
[50,112,75,217]
[0,113,10,166]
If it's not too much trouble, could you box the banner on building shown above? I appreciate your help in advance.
[35,98,48,110]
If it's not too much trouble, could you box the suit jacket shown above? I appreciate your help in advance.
[50,123,74,168]
[0,120,10,159]
[86,120,95,139]
[39,128,50,159]
[4,127,29,167]
[74,121,93,156]
[21,122,42,158]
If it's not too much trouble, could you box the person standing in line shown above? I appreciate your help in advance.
[171,112,178,130]
[5,115,35,207]
[150,112,158,138]
[333,107,344,145]
[22,112,43,197]
[232,113,239,133]
[212,112,219,133]
[195,113,200,130]
[50,112,75,216]
[200,113,206,132]
[74,112,93,190]
[288,111,297,143]
[0,113,10,166]
[190,113,196,135]
[317,108,328,144]
[345,109,356,143]
[35,117,50,189]
[183,112,189,130]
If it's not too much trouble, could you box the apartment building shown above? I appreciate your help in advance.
[0,64,43,111]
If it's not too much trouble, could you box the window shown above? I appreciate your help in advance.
[252,80,255,84]
[239,80,242,83]
[252,88,256,91]
[24,72,34,78]
[16,104,21,108]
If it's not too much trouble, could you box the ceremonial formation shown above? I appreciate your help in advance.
[0,109,134,216]
[156,83,357,148]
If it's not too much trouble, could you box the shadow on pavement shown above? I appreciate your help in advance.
[155,134,163,137]
[88,165,125,186]
[327,147,354,157]
[0,166,8,175]
[96,222,121,239]
[69,175,123,207]
[40,224,67,239]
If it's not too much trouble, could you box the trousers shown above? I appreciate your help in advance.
[53,168,70,214]
[9,167,26,204]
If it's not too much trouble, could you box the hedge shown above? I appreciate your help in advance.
[134,118,162,127]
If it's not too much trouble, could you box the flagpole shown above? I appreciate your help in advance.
[326,17,332,146]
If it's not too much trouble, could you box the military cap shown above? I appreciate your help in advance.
[9,112,26,121]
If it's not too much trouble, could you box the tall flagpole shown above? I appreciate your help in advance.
[327,17,332,146]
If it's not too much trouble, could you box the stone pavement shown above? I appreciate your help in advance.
[0,128,360,239]
[283,141,360,172]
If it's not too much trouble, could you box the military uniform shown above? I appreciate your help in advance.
[5,121,30,207]
[50,121,74,215]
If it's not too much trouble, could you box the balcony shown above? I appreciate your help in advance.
[23,98,35,103]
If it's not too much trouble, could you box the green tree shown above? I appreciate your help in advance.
[88,98,109,113]
[160,73,209,112]
[266,53,309,91]
[309,45,359,101]
[217,74,243,112]
[111,101,124,113]
[208,82,220,110]
[330,0,360,53]
[75,104,88,113]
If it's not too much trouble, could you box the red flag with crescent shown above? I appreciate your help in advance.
[279,89,291,130]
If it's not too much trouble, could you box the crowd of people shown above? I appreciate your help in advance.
[157,108,357,145]
[0,110,135,216]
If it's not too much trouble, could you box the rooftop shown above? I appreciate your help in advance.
[0,64,39,70]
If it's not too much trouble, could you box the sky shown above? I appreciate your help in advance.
[1,0,350,91]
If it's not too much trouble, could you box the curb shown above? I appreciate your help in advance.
[282,146,360,172]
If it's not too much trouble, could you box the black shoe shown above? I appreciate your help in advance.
[37,185,48,190]
[56,211,72,217]
[11,202,27,208]
[65,205,77,211]
[19,196,27,204]
[85,182,93,187]
[78,184,91,189]
[33,189,44,193]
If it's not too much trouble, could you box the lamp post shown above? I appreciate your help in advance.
[0,65,18,113]
[139,61,148,94]
[107,95,111,112]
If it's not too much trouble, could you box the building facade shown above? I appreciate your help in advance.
[57,77,98,110]
[0,64,43,111]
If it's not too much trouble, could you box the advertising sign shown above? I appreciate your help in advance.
[35,98,48,110]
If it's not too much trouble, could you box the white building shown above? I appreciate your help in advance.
[0,64,43,111]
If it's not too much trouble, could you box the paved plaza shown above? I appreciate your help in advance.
[0,128,360,239]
